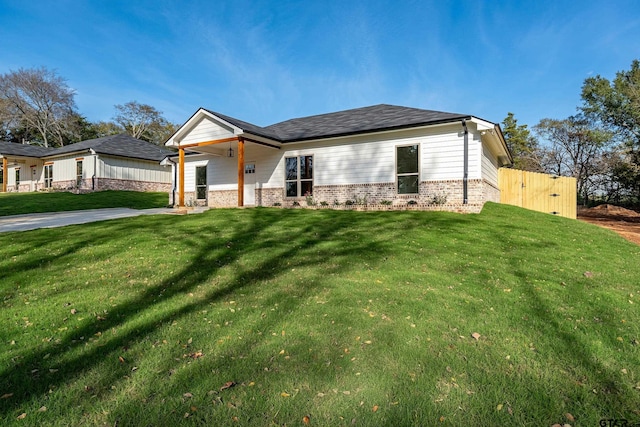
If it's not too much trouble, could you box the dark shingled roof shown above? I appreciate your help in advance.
[0,141,54,157]
[49,134,175,161]
[203,109,282,141]
[201,104,472,142]
[265,104,471,142]
[1,134,174,162]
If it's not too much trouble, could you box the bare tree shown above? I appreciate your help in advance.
[113,101,175,143]
[0,67,77,147]
[535,115,612,205]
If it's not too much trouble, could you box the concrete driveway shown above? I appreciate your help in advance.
[0,208,179,233]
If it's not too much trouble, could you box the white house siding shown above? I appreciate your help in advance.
[99,156,170,183]
[481,145,499,187]
[91,155,171,193]
[180,117,235,145]
[50,154,86,182]
[179,123,496,209]
[4,158,44,192]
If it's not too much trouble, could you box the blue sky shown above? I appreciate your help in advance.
[1,0,639,131]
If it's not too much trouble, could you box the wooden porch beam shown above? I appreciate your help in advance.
[180,136,239,149]
[241,136,281,150]
[2,157,6,193]
[237,137,244,207]
[179,148,185,207]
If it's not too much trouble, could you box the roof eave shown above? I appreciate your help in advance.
[279,116,472,144]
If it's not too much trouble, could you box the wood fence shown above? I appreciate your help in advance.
[498,168,577,219]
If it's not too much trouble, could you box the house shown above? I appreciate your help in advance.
[165,104,512,212]
[0,134,174,194]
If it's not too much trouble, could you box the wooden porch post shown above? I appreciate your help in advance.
[237,137,244,207]
[179,148,185,207]
[1,157,6,193]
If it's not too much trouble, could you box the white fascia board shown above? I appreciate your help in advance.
[166,108,244,147]
[40,149,91,160]
[474,120,513,166]
[279,121,465,146]
[468,117,496,131]
[240,132,282,148]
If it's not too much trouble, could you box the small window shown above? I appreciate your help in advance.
[44,164,53,189]
[76,160,83,186]
[195,165,207,200]
[15,168,20,188]
[285,155,313,197]
[245,164,255,174]
[396,145,419,194]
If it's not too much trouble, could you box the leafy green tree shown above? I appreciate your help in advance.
[581,59,640,202]
[88,121,124,138]
[502,112,542,171]
[582,59,640,145]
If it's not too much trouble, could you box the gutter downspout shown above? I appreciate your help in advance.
[462,119,468,205]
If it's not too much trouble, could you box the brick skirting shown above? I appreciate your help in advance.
[199,179,499,213]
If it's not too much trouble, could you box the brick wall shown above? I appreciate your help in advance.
[95,178,171,193]
[201,179,493,213]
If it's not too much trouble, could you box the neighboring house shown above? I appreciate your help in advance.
[0,134,174,194]
[165,104,513,212]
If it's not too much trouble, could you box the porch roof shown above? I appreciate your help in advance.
[0,141,53,158]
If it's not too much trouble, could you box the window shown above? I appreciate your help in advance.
[44,164,53,189]
[15,168,20,188]
[195,165,207,200]
[396,145,419,194]
[76,160,83,186]
[285,155,313,197]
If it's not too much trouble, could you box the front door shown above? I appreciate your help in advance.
[244,162,256,206]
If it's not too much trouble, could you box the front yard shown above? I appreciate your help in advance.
[1,203,638,426]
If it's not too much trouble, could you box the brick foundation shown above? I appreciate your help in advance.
[202,179,495,213]
[94,178,171,193]
[4,178,171,195]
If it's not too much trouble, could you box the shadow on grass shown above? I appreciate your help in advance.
[0,208,398,418]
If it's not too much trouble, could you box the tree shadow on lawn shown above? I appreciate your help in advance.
[0,208,398,419]
[511,266,638,416]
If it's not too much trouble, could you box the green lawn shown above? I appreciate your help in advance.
[0,203,638,426]
[0,191,169,216]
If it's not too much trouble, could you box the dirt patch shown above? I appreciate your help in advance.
[578,204,640,245]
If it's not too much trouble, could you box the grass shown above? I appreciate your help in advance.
[0,191,169,216]
[0,203,638,426]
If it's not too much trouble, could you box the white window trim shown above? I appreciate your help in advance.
[284,154,314,198]
[396,143,420,195]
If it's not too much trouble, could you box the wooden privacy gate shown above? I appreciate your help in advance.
[498,168,577,219]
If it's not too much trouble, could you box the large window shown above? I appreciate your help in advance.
[396,144,419,194]
[44,164,53,189]
[195,165,207,200]
[76,160,83,187]
[285,155,313,197]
